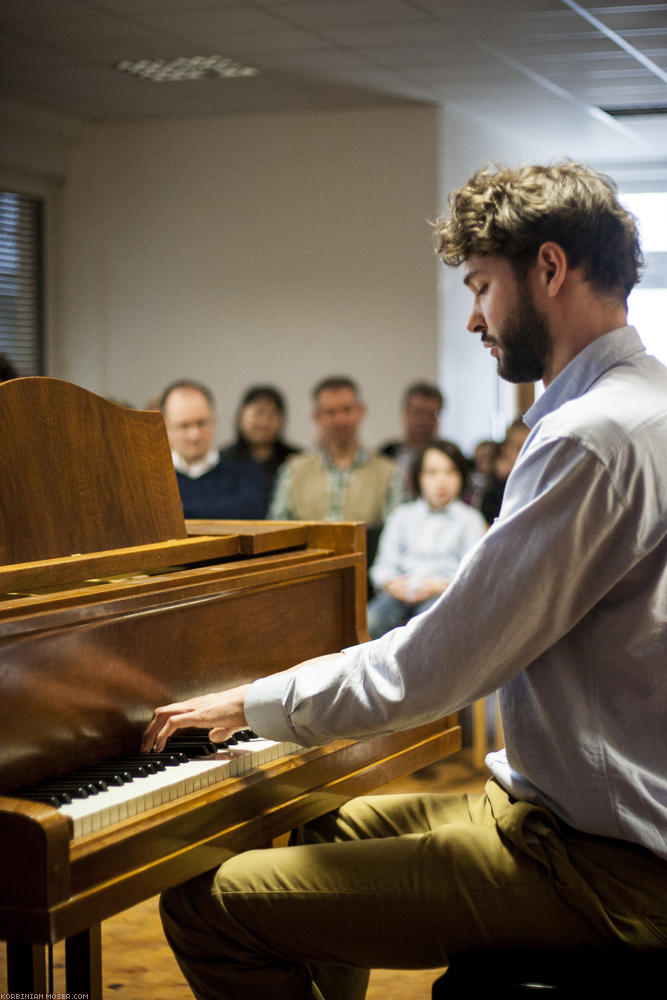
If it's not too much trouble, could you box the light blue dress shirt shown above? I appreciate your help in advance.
[369,497,487,591]
[246,327,667,860]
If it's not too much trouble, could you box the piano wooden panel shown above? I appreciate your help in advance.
[0,378,186,565]
[0,379,460,996]
[0,545,365,793]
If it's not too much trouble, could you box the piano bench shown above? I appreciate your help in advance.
[431,948,667,997]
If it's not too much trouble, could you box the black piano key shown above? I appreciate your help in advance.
[22,790,73,806]
[88,758,150,783]
[29,783,92,799]
[165,738,218,757]
[116,756,165,773]
[173,728,225,741]
[182,744,217,756]
[74,769,131,785]
[64,774,109,791]
[53,780,100,795]
[95,769,135,782]
[157,752,189,765]
[75,753,186,783]
[16,737,230,810]
[117,764,150,778]
[125,752,185,765]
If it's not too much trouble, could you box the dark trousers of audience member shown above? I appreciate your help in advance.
[366,590,439,639]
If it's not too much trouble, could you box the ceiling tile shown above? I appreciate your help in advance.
[0,0,665,162]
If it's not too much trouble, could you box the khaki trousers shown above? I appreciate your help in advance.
[160,779,667,1000]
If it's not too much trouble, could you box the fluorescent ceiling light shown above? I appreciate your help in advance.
[116,55,259,83]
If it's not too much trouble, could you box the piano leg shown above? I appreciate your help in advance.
[65,924,103,1000]
[6,940,49,993]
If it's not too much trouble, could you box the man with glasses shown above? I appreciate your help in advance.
[160,380,265,520]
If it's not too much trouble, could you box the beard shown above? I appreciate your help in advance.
[495,289,552,384]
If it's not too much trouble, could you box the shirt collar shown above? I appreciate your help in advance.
[525,326,645,429]
[318,443,369,469]
[414,496,453,515]
[172,447,220,478]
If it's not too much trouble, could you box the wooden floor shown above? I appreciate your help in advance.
[1,750,487,1000]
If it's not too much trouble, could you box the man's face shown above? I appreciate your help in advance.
[163,387,215,465]
[314,387,365,450]
[463,255,552,384]
[404,393,441,445]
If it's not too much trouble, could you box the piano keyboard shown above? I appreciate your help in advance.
[18,731,301,838]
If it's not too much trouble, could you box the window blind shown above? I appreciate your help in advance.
[0,190,44,377]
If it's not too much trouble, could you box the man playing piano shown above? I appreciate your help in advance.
[143,162,667,999]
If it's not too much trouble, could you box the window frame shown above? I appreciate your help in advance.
[0,168,59,379]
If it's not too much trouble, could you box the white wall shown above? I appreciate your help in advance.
[6,98,651,458]
[58,107,440,450]
[0,98,80,180]
[435,109,526,455]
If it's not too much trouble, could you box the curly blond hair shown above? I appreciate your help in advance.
[434,162,642,298]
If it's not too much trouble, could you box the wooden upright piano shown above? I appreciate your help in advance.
[0,378,460,997]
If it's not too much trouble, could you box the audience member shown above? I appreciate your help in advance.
[480,418,530,524]
[269,376,400,531]
[160,380,266,520]
[379,380,444,498]
[464,438,499,509]
[367,440,486,638]
[219,385,300,515]
[0,354,18,381]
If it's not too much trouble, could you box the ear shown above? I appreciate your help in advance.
[535,242,568,298]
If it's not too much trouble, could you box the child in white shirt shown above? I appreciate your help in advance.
[367,440,486,639]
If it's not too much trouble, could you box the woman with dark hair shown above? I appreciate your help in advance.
[367,439,486,638]
[219,385,300,514]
